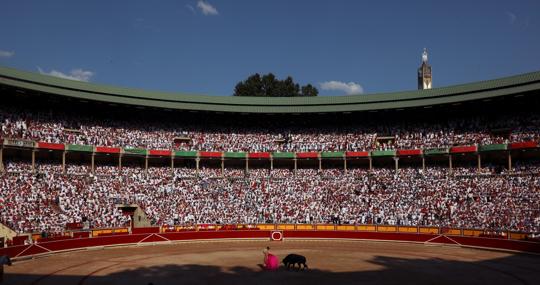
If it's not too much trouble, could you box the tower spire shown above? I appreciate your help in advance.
[422,48,428,63]
[418,48,432,90]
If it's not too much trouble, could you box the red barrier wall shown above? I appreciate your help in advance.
[450,236,540,252]
[12,236,28,246]
[73,232,91,239]
[1,231,539,259]
[132,227,160,234]
[283,231,433,243]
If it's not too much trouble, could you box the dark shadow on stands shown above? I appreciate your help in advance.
[4,253,540,285]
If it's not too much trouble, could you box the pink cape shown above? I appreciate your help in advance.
[265,254,279,270]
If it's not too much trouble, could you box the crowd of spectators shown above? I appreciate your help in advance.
[1,104,539,235]
[0,170,129,233]
[2,105,539,152]
[1,161,538,234]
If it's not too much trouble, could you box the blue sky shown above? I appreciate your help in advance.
[0,0,539,96]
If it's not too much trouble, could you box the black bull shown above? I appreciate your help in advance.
[282,254,308,270]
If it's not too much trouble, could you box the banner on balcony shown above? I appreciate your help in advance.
[3,138,35,148]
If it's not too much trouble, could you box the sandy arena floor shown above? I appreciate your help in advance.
[3,240,539,285]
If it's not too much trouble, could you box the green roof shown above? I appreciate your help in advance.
[1,65,540,113]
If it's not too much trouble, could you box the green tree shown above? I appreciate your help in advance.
[234,73,263,97]
[301,84,318,97]
[233,73,318,97]
[261,73,277,96]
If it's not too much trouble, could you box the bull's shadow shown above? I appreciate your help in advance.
[4,253,540,285]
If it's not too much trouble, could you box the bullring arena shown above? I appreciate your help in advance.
[3,237,540,285]
[1,67,540,284]
[3,224,540,284]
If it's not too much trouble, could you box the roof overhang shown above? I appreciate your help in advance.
[1,66,539,113]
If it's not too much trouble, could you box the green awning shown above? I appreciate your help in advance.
[67,144,93,152]
[224,152,246,158]
[174,150,198,157]
[478,144,507,152]
[424,148,449,155]
[272,152,295,159]
[370,150,396,157]
[124,148,148,155]
[321,151,345,158]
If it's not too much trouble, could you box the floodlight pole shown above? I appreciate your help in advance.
[31,149,36,173]
[0,146,3,173]
[507,152,512,172]
[449,155,453,175]
[91,153,95,174]
[171,156,174,176]
[62,151,66,174]
[221,157,225,176]
[119,154,123,175]
[145,154,149,173]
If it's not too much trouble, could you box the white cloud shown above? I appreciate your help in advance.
[506,11,517,24]
[186,4,196,14]
[197,1,218,16]
[0,50,14,58]
[38,67,94,82]
[320,81,364,95]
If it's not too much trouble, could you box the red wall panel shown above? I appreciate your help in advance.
[12,236,28,246]
[95,146,121,154]
[37,142,65,150]
[397,149,422,156]
[346,151,370,158]
[38,234,147,252]
[509,141,538,149]
[451,236,540,252]
[21,245,50,256]
[0,245,30,258]
[296,152,319,159]
[199,151,222,158]
[149,149,172,156]
[248,152,271,159]
[450,145,477,153]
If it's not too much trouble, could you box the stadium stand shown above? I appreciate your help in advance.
[0,66,539,239]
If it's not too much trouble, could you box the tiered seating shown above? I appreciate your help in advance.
[1,162,539,234]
